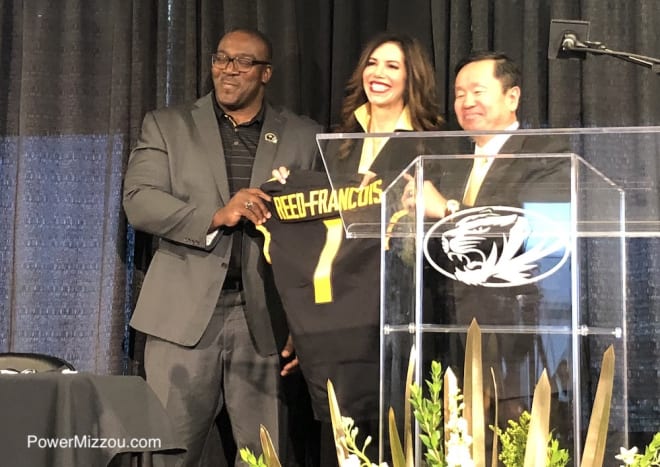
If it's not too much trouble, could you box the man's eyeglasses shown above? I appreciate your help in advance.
[211,53,271,72]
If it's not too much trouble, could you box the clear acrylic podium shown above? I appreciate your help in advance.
[317,127,660,466]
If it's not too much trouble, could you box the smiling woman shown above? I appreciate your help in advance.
[336,32,444,149]
[328,32,446,180]
[264,32,447,467]
[362,42,407,119]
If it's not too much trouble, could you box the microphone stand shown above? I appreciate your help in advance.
[566,39,660,74]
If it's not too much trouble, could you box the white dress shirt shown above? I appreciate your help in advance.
[463,121,519,205]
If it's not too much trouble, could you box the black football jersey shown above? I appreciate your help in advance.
[258,171,384,421]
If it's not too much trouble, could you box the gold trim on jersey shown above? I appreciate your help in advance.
[313,218,344,304]
[255,225,272,264]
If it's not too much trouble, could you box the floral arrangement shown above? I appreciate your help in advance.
[493,411,568,467]
[615,433,660,467]
[240,321,658,467]
[409,360,446,466]
[330,415,386,467]
[239,425,281,467]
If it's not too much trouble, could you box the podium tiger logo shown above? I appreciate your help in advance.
[423,206,570,287]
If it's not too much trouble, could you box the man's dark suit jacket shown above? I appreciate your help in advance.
[437,133,572,207]
[123,93,321,355]
[426,132,572,407]
[428,133,571,314]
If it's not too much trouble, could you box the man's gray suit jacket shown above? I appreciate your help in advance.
[123,93,321,356]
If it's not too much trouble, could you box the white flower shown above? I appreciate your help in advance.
[456,417,469,434]
[341,454,361,467]
[446,443,474,467]
[342,416,355,426]
[614,446,639,466]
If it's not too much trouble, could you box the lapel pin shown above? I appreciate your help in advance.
[264,132,278,144]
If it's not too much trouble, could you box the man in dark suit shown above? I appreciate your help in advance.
[123,28,320,466]
[448,51,573,445]
[414,52,571,449]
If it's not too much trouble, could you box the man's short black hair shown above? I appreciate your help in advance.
[225,28,273,61]
[455,51,521,90]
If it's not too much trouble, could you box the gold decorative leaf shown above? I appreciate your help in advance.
[444,367,458,451]
[259,424,282,467]
[490,367,499,467]
[389,407,406,467]
[524,370,551,467]
[327,379,350,462]
[580,345,615,467]
[464,319,485,465]
[404,345,416,466]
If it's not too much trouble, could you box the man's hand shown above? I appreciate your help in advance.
[210,187,272,229]
[280,334,299,376]
[401,173,450,218]
[359,170,377,189]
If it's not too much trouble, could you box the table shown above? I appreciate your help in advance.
[0,372,185,466]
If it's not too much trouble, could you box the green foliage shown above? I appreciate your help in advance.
[492,411,569,467]
[547,437,570,467]
[409,360,445,467]
[618,432,660,466]
[636,432,660,466]
[494,412,529,467]
[239,447,267,467]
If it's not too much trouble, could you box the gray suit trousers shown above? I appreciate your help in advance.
[144,291,287,467]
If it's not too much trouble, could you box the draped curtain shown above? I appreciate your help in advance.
[1,0,658,439]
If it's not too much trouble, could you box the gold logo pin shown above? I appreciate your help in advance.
[264,132,278,144]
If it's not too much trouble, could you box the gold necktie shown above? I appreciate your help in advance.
[463,157,490,206]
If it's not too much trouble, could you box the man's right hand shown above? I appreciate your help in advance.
[210,187,272,229]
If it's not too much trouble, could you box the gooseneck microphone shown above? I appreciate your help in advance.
[549,19,660,73]
[560,33,585,50]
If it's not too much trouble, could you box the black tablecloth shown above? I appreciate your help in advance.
[0,373,184,466]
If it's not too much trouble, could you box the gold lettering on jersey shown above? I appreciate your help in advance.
[338,187,356,211]
[273,180,383,221]
[326,189,339,213]
[273,192,307,219]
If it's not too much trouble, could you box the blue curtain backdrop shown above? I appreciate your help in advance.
[0,0,658,441]
[0,135,126,372]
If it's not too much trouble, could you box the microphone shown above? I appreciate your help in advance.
[549,18,660,73]
[561,33,585,50]
[548,19,591,60]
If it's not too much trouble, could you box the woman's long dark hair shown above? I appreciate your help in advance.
[336,33,444,159]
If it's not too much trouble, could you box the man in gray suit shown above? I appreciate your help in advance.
[123,28,321,466]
